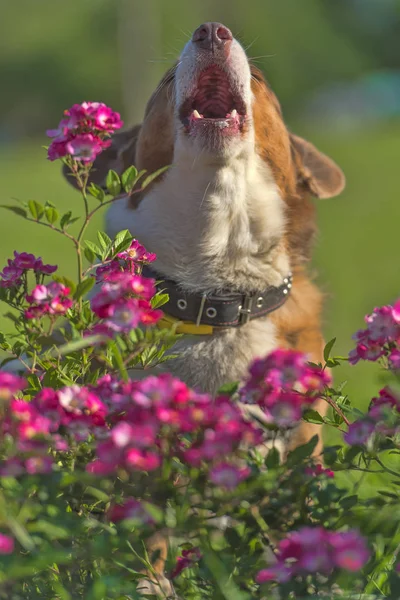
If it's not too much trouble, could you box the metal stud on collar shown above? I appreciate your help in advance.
[177,298,187,310]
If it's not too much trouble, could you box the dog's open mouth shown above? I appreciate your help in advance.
[179,66,247,135]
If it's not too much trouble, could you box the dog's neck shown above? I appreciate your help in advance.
[107,137,290,293]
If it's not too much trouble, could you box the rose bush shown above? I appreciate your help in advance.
[0,102,399,599]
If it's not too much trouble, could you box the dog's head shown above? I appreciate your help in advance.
[66,22,345,262]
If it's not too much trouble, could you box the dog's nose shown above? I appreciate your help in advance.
[192,22,233,52]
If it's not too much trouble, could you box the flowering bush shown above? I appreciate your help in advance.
[0,101,399,599]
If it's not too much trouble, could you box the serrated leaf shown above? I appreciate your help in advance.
[265,446,280,469]
[140,165,169,190]
[287,435,319,466]
[60,211,72,229]
[27,200,44,221]
[323,337,336,362]
[217,381,240,396]
[88,182,105,202]
[121,165,139,193]
[97,231,112,251]
[151,293,170,309]
[303,409,325,424]
[106,170,121,197]
[85,240,102,259]
[45,206,59,225]
[74,277,95,300]
[84,247,97,264]
[113,229,132,247]
[1,205,28,218]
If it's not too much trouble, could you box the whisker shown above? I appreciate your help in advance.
[244,36,260,53]
[249,54,277,61]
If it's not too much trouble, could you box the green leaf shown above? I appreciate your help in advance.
[113,229,133,255]
[88,182,105,202]
[302,409,325,424]
[217,381,240,396]
[97,230,112,251]
[74,277,95,300]
[85,240,103,259]
[323,337,336,362]
[60,211,72,229]
[339,494,359,509]
[202,547,250,600]
[265,446,280,469]
[106,169,121,196]
[140,165,169,190]
[45,206,59,225]
[1,205,28,218]
[151,292,169,309]
[110,342,129,382]
[287,435,319,466]
[27,199,44,221]
[84,247,97,264]
[121,165,139,193]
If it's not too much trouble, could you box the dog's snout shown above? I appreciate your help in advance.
[192,22,233,52]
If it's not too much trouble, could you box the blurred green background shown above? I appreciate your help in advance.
[0,0,399,410]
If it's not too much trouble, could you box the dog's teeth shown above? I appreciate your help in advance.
[231,109,238,118]
[192,110,201,119]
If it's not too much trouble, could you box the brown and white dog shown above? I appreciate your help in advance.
[65,22,346,591]
[82,21,345,456]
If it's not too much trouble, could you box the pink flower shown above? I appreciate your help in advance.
[389,348,400,370]
[107,498,154,524]
[66,133,111,163]
[256,527,369,583]
[256,564,292,584]
[13,251,39,270]
[305,464,334,478]
[25,456,53,475]
[349,301,400,365]
[170,548,202,579]
[106,298,142,332]
[0,534,14,554]
[329,531,370,572]
[0,262,23,288]
[0,372,26,400]
[47,101,123,162]
[240,349,329,428]
[118,240,156,265]
[25,282,73,319]
[393,300,400,323]
[209,463,250,490]
[344,419,375,446]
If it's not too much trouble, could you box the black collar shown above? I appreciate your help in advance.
[142,266,292,329]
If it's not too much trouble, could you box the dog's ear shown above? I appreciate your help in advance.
[290,133,345,199]
[62,124,141,190]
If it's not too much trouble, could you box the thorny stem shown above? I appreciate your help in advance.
[323,395,351,427]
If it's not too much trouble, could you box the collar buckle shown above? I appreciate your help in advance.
[238,292,256,325]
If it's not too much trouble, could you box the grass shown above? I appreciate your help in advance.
[0,122,398,414]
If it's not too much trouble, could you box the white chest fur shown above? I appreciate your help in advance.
[106,150,289,393]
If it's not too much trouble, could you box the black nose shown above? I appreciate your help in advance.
[192,22,233,52]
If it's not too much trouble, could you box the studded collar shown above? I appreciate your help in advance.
[142,266,293,331]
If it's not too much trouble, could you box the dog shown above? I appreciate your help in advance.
[74,21,344,452]
[64,22,345,591]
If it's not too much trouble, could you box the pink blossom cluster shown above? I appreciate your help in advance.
[95,240,157,282]
[91,270,162,334]
[0,372,26,401]
[25,281,73,319]
[256,527,370,584]
[87,373,261,480]
[107,497,155,525]
[240,349,331,427]
[345,386,400,446]
[171,547,202,579]
[0,251,57,288]
[349,300,400,369]
[1,384,109,476]
[47,101,123,162]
